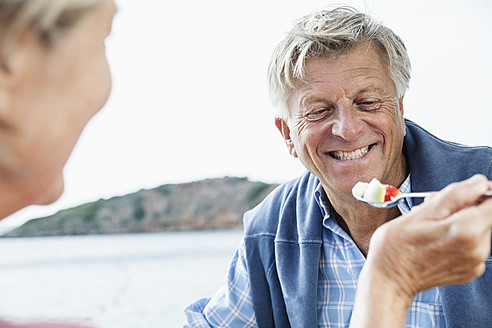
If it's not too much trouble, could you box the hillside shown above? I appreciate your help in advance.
[2,177,278,237]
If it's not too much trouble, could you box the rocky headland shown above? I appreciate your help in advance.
[2,177,278,238]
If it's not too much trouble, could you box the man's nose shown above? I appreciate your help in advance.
[331,107,363,140]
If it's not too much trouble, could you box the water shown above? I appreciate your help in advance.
[0,230,244,327]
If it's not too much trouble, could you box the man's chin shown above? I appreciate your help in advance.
[324,171,380,198]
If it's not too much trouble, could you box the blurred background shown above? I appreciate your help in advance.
[1,0,491,231]
[0,0,491,326]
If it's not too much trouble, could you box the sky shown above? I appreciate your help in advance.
[1,0,491,232]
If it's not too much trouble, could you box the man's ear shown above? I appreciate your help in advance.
[275,118,298,158]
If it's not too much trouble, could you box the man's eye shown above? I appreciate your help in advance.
[357,100,380,111]
[305,109,332,121]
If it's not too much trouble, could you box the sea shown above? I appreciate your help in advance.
[0,229,244,327]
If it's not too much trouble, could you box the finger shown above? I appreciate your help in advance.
[421,178,490,205]
[423,193,436,203]
[443,199,492,257]
[424,175,490,220]
[476,195,492,228]
[477,188,492,205]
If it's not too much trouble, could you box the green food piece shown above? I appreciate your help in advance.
[362,178,385,202]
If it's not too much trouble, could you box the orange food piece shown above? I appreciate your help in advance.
[384,185,400,202]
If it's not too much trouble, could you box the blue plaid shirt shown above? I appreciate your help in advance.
[184,176,445,327]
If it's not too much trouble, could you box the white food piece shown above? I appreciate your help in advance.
[352,181,368,198]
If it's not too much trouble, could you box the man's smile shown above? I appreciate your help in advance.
[328,144,375,161]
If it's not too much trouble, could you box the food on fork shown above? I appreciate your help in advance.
[354,178,401,203]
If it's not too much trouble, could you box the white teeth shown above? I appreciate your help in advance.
[330,146,370,161]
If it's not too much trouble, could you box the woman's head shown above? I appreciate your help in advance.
[0,0,117,218]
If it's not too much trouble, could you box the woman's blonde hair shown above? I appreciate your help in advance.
[0,0,101,68]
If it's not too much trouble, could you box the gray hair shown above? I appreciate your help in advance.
[0,0,101,69]
[268,6,411,119]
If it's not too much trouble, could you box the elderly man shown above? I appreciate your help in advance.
[184,7,492,327]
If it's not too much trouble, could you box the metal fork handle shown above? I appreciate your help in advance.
[397,190,492,200]
[399,192,432,198]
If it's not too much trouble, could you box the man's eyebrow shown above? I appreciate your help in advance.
[298,95,332,109]
[356,87,383,95]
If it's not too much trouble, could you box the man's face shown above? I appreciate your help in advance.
[276,43,407,200]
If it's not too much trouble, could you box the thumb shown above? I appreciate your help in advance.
[422,174,490,220]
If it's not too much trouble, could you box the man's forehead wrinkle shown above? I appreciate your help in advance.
[304,66,383,84]
[298,74,385,104]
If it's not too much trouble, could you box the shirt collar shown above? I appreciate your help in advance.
[397,174,413,214]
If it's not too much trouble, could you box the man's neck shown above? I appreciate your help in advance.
[325,154,409,256]
[333,204,402,256]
